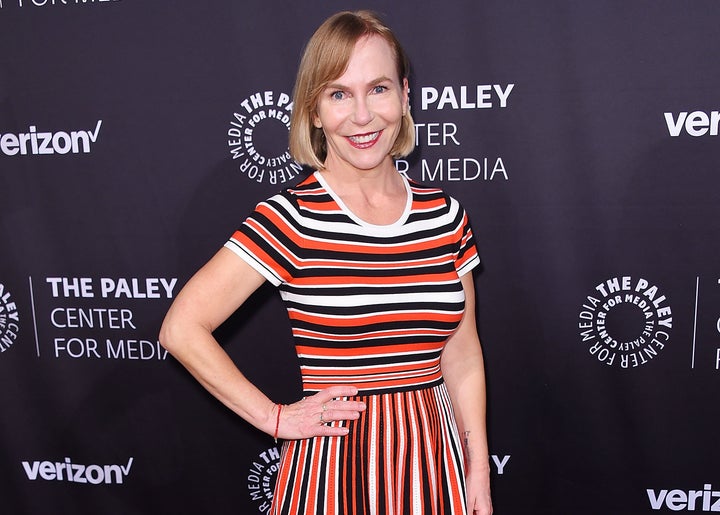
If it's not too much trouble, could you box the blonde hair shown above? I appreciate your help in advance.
[289,10,415,170]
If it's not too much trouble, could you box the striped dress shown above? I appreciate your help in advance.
[225,171,481,515]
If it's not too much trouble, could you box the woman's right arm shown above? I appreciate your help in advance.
[159,247,365,439]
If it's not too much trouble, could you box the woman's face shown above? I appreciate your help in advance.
[314,35,408,174]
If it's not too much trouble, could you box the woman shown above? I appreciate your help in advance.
[160,10,492,515]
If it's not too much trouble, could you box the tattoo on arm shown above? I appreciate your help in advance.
[462,430,476,464]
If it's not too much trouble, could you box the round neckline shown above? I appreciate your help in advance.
[313,170,412,229]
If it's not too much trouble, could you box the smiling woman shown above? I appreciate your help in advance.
[289,11,415,172]
[313,35,407,179]
[160,10,493,515]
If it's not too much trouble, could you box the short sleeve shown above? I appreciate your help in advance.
[224,195,298,287]
[453,201,481,277]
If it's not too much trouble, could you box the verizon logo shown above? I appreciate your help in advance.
[22,457,133,485]
[648,484,720,512]
[664,111,719,137]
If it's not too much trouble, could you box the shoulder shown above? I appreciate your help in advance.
[261,171,324,206]
[250,172,320,211]
[245,172,333,235]
[406,177,466,218]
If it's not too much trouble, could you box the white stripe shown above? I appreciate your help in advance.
[408,394,423,515]
[384,396,395,510]
[302,376,441,391]
[368,395,378,515]
[282,290,464,307]
[457,253,481,277]
[301,358,439,371]
[395,393,407,511]
[289,306,462,317]
[294,329,452,344]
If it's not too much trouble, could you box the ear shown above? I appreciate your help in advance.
[313,112,322,129]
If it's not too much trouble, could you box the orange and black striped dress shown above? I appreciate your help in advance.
[225,171,481,515]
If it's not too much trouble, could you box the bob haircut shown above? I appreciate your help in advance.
[289,10,415,170]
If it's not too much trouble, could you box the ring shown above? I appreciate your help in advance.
[322,404,327,411]
[319,412,325,423]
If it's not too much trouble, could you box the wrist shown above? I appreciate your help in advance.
[273,403,283,442]
[467,459,491,473]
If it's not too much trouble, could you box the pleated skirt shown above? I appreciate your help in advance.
[270,383,467,515]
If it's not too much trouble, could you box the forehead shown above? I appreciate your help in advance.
[337,34,399,82]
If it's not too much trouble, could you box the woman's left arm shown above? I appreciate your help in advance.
[441,272,493,515]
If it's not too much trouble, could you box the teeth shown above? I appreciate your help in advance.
[349,132,379,144]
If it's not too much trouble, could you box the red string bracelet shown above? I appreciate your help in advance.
[273,404,283,443]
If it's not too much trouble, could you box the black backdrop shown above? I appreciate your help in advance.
[1,1,719,514]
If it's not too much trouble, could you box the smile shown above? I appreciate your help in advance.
[347,131,381,148]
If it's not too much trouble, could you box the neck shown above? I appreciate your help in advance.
[319,155,402,196]
[317,157,408,226]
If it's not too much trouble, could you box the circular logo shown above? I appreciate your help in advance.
[246,445,281,513]
[0,282,20,355]
[227,90,303,186]
[578,276,672,368]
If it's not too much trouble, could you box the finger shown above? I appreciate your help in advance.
[319,407,363,424]
[321,399,367,413]
[315,423,351,438]
[318,385,359,400]
[307,387,366,415]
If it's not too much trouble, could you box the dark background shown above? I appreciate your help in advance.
[1,1,719,513]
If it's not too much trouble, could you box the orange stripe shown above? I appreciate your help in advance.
[291,271,457,286]
[288,309,460,327]
[302,361,439,376]
[410,196,446,210]
[283,254,454,270]
[302,373,442,392]
[293,328,454,342]
[296,199,342,211]
[295,342,442,357]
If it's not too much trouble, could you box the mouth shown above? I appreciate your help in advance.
[347,131,382,149]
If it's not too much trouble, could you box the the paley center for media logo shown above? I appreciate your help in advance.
[227,90,303,186]
[0,282,20,354]
[578,276,672,368]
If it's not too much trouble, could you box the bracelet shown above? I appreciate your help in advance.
[273,404,283,443]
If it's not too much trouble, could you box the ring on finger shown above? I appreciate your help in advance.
[319,412,324,423]
[322,403,327,411]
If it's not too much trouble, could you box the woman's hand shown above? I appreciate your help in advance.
[466,465,493,515]
[274,385,366,440]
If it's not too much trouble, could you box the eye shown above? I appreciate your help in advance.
[372,85,388,94]
[330,90,345,101]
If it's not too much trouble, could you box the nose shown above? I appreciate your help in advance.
[351,96,373,126]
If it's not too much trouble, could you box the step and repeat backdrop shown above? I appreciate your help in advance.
[1,1,719,513]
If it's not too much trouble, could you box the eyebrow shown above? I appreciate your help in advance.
[325,76,394,90]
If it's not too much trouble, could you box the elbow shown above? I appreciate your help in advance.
[158,309,212,357]
[158,314,181,355]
